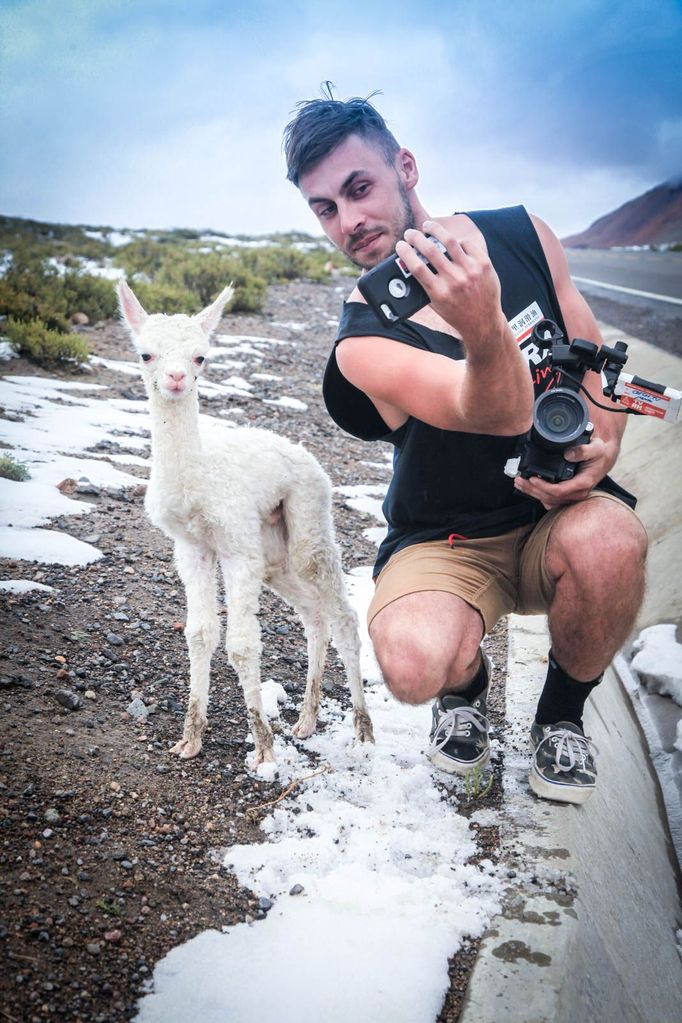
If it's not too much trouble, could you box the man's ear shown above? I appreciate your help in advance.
[195,284,234,337]
[397,148,419,191]
[117,279,148,338]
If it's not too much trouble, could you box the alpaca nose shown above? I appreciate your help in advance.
[167,370,186,383]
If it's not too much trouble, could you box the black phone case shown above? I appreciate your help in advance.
[357,253,431,325]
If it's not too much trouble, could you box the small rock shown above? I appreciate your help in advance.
[258,897,273,912]
[44,808,60,824]
[55,689,82,711]
[86,942,101,956]
[106,633,124,646]
[57,478,77,495]
[75,477,100,496]
[70,311,90,326]
[84,690,97,700]
[289,884,305,896]
[127,698,149,721]
[104,929,122,943]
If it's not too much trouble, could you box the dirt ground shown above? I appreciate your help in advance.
[1,279,511,1023]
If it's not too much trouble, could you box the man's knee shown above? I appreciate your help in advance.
[370,603,483,704]
[548,500,647,585]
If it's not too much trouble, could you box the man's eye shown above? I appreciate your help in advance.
[140,353,152,363]
[353,184,369,198]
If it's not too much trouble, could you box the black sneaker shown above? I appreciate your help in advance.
[427,653,491,775]
[529,720,598,805]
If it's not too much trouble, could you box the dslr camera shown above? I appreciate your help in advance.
[504,318,680,483]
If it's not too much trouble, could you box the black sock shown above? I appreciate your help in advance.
[443,653,489,703]
[534,651,603,730]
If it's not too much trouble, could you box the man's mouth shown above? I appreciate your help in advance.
[352,231,382,253]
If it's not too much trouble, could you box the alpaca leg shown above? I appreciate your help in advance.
[280,481,374,743]
[269,571,330,739]
[329,577,374,744]
[170,541,220,759]
[221,556,274,766]
[293,607,330,739]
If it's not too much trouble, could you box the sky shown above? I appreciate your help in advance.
[0,0,681,239]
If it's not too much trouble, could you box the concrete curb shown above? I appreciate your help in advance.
[461,615,682,1023]
[460,329,682,1022]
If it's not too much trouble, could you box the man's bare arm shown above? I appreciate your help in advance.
[336,220,534,436]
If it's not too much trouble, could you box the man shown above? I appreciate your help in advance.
[282,93,648,804]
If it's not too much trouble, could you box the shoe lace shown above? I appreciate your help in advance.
[429,704,488,755]
[538,728,598,774]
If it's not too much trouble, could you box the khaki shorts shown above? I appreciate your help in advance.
[368,492,644,635]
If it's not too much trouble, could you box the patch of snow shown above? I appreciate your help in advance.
[263,396,308,411]
[0,526,102,565]
[134,563,502,1023]
[631,624,682,706]
[0,579,54,593]
[335,483,387,523]
[0,341,16,361]
[0,477,93,528]
[77,259,125,280]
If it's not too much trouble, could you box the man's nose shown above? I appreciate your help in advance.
[338,201,365,237]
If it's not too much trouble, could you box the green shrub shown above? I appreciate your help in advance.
[129,280,202,315]
[228,272,267,313]
[62,272,118,322]
[4,318,90,365]
[0,454,31,481]
[0,265,70,331]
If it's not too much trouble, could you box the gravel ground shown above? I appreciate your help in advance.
[3,277,674,1023]
[0,278,509,1023]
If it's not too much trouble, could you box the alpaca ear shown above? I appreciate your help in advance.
[117,279,148,338]
[195,284,234,337]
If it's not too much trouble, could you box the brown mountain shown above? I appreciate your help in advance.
[562,179,682,248]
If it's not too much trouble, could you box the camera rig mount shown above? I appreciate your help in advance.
[504,319,681,484]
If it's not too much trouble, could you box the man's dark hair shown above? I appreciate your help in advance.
[283,85,400,187]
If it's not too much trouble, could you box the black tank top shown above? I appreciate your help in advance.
[322,206,635,575]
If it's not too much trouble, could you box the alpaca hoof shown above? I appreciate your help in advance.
[252,746,276,768]
[292,712,317,739]
[353,709,375,744]
[170,736,203,758]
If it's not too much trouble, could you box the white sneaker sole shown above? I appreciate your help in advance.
[529,764,595,805]
[429,746,491,777]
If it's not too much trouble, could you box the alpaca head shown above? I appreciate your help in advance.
[117,280,234,401]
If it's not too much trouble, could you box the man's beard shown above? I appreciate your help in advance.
[346,181,416,270]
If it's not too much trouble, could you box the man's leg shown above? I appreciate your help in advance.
[520,494,648,803]
[370,590,492,775]
[366,535,520,775]
[543,497,647,681]
[369,590,485,705]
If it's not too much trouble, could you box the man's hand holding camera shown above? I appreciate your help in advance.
[514,433,617,510]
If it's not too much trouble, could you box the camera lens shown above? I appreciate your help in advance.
[533,388,589,449]
[388,278,410,299]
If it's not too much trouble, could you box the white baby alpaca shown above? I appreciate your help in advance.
[117,279,374,766]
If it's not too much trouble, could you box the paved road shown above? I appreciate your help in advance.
[562,248,682,357]
[566,248,682,305]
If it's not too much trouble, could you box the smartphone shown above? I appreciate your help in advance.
[357,236,448,326]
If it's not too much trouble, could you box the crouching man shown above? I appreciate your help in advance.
[282,90,647,804]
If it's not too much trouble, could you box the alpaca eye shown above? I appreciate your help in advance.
[140,353,152,363]
[194,356,205,366]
